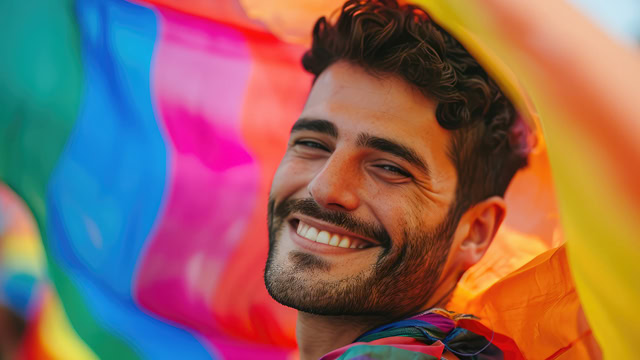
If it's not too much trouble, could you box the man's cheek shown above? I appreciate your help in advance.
[270,164,290,199]
[273,161,312,197]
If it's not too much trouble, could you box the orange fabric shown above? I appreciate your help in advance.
[449,246,599,359]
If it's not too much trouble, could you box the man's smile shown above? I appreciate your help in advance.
[288,215,380,253]
[297,220,367,249]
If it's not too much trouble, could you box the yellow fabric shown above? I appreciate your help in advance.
[0,184,96,359]
[0,184,45,277]
[37,290,99,360]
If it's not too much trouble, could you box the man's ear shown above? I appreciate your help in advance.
[451,196,506,270]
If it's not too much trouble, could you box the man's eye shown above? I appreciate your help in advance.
[376,164,412,178]
[293,140,329,151]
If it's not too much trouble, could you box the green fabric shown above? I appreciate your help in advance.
[337,344,440,360]
[0,1,139,358]
[359,327,433,342]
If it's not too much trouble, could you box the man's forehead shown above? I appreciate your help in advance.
[306,62,436,120]
[302,62,446,147]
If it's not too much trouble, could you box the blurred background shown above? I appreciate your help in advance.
[0,0,638,359]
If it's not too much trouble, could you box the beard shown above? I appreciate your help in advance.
[264,197,458,319]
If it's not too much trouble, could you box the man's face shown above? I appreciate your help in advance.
[265,61,459,318]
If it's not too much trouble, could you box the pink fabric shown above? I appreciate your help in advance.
[408,311,456,333]
[133,7,258,332]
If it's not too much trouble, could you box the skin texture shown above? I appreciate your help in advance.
[266,61,506,359]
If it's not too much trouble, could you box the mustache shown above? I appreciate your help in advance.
[272,198,391,249]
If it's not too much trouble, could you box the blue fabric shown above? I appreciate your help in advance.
[45,0,214,358]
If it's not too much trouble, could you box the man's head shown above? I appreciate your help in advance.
[265,0,528,319]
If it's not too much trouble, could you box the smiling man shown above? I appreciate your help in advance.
[265,0,528,358]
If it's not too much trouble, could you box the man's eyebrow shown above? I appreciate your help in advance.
[290,118,338,138]
[357,133,431,177]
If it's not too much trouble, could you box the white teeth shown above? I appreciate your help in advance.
[329,234,340,246]
[305,227,318,241]
[338,238,351,248]
[317,231,330,244]
[296,221,371,250]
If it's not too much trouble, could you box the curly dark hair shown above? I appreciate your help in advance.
[302,0,529,220]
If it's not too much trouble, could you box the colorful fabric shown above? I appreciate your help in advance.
[321,309,523,359]
[448,245,600,359]
[413,1,640,358]
[1,0,306,358]
[2,0,636,359]
[0,184,45,320]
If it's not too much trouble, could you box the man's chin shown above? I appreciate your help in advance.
[265,258,382,317]
[264,279,382,317]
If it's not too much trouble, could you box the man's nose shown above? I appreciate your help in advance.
[307,155,360,212]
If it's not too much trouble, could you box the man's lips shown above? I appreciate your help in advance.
[289,215,380,250]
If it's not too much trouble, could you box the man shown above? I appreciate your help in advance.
[264,0,528,358]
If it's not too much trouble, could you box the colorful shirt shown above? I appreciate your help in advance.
[321,309,524,359]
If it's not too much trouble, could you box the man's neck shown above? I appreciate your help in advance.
[294,279,459,359]
[296,312,386,360]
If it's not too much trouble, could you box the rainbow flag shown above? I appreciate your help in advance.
[1,0,308,358]
[1,0,637,359]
